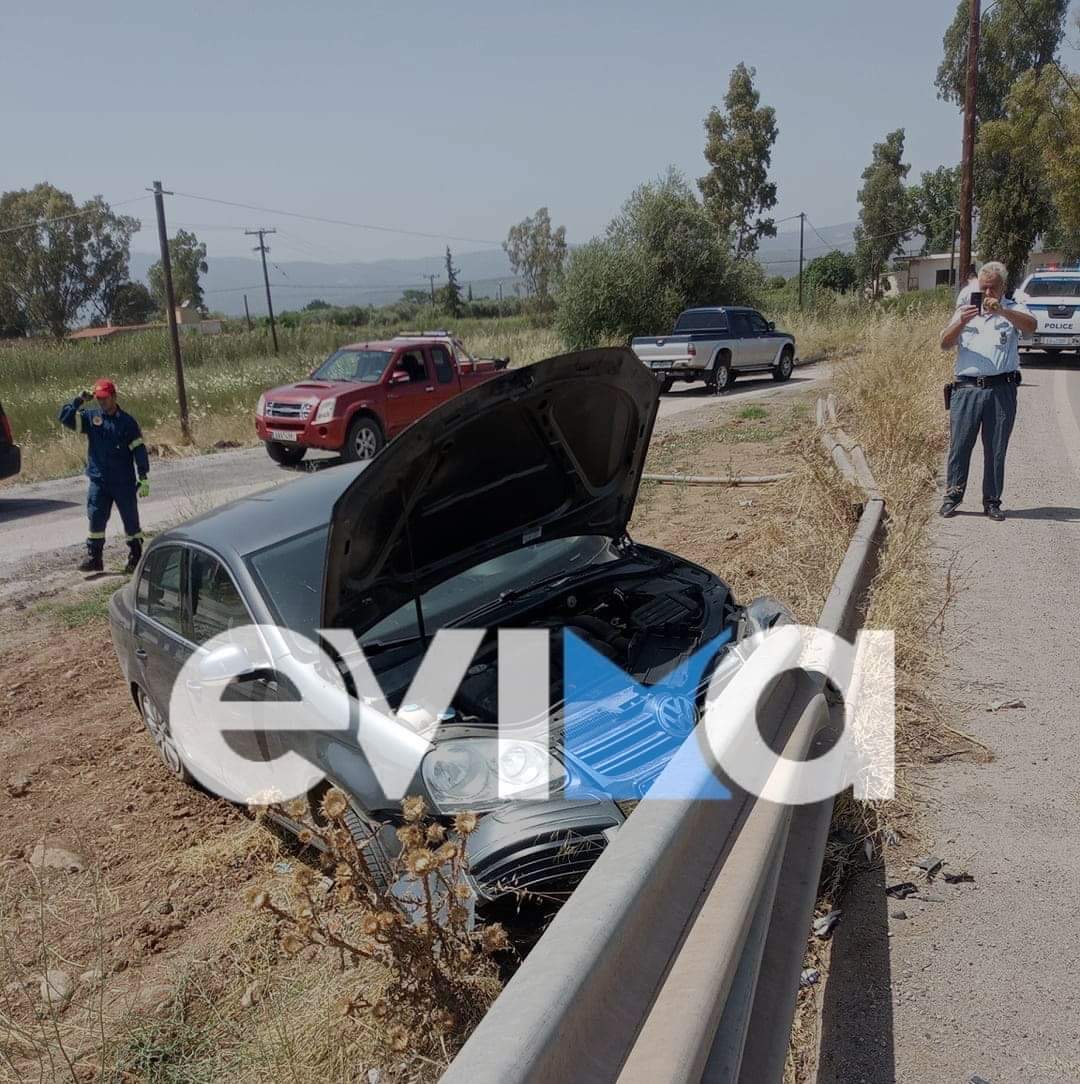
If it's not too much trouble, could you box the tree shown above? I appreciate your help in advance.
[148,228,208,312]
[936,0,1070,283]
[555,169,762,349]
[698,62,779,259]
[852,129,911,294]
[304,298,331,311]
[443,246,463,317]
[110,282,157,325]
[908,165,960,254]
[504,207,567,308]
[805,250,858,294]
[0,184,140,338]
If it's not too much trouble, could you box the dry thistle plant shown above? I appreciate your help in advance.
[250,790,504,1062]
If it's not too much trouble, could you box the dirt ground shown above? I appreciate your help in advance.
[0,390,837,1082]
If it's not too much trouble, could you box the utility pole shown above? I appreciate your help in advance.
[497,281,503,317]
[148,181,191,443]
[797,212,805,310]
[246,228,278,354]
[958,0,980,284]
[428,274,437,307]
[949,210,959,287]
[243,293,253,332]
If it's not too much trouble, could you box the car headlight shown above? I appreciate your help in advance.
[255,393,266,416]
[313,397,336,423]
[421,738,566,812]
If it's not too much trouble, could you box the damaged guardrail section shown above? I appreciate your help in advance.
[441,398,886,1084]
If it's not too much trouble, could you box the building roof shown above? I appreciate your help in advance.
[67,322,163,341]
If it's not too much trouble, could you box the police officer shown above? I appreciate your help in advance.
[58,379,150,573]
[939,261,1037,521]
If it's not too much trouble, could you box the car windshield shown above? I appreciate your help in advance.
[1024,278,1080,298]
[674,311,728,333]
[311,349,392,382]
[246,530,613,645]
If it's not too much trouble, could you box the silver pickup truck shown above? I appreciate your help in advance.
[631,306,797,393]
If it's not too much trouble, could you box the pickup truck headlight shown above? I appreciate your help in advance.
[313,397,336,423]
[422,738,566,812]
[255,393,266,417]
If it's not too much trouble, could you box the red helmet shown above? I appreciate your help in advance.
[92,378,117,399]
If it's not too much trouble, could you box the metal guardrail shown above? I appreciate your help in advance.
[442,403,885,1084]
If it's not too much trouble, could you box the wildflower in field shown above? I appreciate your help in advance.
[360,913,380,936]
[285,797,308,819]
[480,923,509,954]
[453,883,472,901]
[406,849,436,876]
[321,788,349,819]
[386,1024,409,1052]
[436,842,458,864]
[426,822,447,843]
[454,811,478,835]
[297,828,315,846]
[396,824,423,848]
[402,795,426,823]
[280,932,304,955]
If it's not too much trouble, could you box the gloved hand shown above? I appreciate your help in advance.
[137,479,150,499]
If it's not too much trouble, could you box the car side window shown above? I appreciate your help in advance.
[731,313,752,337]
[136,546,186,637]
[395,351,428,384]
[190,551,252,645]
[748,312,769,334]
[431,345,454,385]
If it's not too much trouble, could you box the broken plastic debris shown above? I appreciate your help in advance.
[274,862,293,875]
[914,855,943,877]
[812,910,841,938]
[943,870,975,884]
[969,1075,991,1084]
[987,698,1025,713]
[885,881,918,899]
[800,968,820,988]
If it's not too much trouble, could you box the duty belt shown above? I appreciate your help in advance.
[953,371,1021,389]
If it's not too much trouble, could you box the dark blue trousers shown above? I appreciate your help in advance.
[945,383,1018,506]
[87,480,143,555]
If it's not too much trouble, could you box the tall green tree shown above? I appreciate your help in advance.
[504,207,567,308]
[908,165,961,254]
[148,228,208,312]
[443,246,463,317]
[555,169,762,349]
[110,281,158,326]
[0,184,140,338]
[698,62,779,259]
[936,0,1070,282]
[805,250,858,294]
[853,129,911,294]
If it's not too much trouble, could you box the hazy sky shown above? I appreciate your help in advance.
[2,0,1078,266]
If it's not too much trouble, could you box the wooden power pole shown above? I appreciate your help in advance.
[958,0,980,283]
[798,212,805,310]
[148,180,191,443]
[246,228,279,354]
[243,293,253,332]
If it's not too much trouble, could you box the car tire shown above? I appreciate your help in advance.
[265,440,307,467]
[342,806,396,892]
[773,348,794,382]
[342,415,385,462]
[710,358,734,394]
[137,687,192,784]
[658,377,674,395]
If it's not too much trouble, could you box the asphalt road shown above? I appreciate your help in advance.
[818,354,1080,1083]
[0,362,822,600]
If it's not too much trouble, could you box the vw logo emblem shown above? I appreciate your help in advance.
[654,695,697,737]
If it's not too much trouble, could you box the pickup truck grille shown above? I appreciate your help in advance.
[265,400,310,420]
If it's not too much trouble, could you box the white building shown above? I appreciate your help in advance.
[895,248,1071,293]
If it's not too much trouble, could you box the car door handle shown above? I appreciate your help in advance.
[134,647,148,660]
[425,386,434,392]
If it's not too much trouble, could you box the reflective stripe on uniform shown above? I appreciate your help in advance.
[129,437,144,451]
[74,412,83,434]
[87,531,107,540]
[125,532,145,542]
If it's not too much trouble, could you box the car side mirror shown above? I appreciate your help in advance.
[196,642,258,687]
[390,369,410,384]
[767,321,776,332]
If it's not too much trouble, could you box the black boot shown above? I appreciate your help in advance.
[78,551,104,573]
[124,541,143,574]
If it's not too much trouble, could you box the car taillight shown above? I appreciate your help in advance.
[687,343,697,357]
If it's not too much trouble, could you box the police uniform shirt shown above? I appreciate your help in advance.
[953,298,1032,378]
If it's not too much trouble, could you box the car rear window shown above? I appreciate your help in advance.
[1024,278,1080,298]
[674,311,728,333]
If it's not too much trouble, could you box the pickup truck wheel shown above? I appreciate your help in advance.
[773,349,794,382]
[265,440,307,467]
[343,416,385,462]
[710,360,734,393]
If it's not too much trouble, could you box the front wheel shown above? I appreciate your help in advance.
[265,440,307,467]
[342,415,385,462]
[709,360,734,394]
[773,350,794,382]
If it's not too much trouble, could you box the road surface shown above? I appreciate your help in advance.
[818,354,1080,1083]
[0,363,822,603]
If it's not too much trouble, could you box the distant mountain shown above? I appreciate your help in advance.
[756,221,859,278]
[128,249,519,317]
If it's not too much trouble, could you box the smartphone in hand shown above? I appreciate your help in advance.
[969,291,984,312]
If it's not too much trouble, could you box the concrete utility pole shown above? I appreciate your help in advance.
[958,0,980,282]
[246,228,278,354]
[798,212,805,310]
[243,293,253,332]
[148,180,191,443]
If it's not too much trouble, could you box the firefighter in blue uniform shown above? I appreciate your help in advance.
[58,378,150,573]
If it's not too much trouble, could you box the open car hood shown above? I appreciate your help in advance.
[322,348,660,631]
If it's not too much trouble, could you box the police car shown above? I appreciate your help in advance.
[1014,267,1080,359]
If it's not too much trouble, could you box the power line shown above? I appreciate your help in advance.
[0,194,150,236]
[171,190,506,247]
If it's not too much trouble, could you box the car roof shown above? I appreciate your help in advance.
[680,306,753,313]
[334,340,400,352]
[161,460,370,560]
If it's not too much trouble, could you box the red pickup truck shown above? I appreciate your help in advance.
[254,332,509,465]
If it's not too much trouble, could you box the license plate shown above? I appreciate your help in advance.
[1042,337,1070,346]
[270,429,299,442]
[651,362,672,371]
